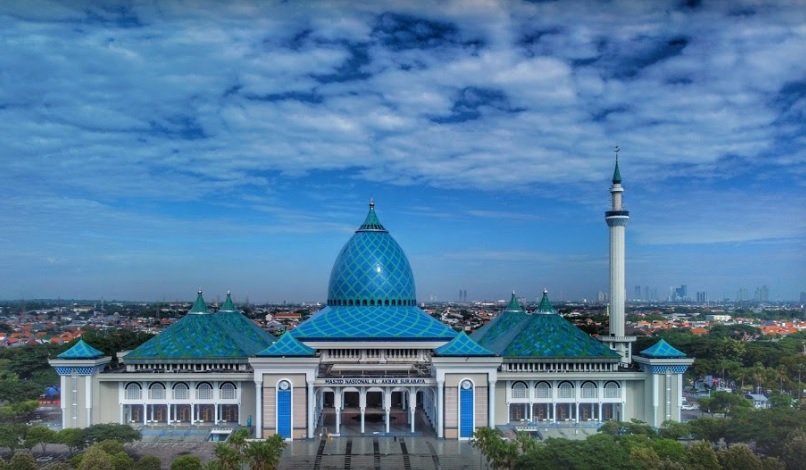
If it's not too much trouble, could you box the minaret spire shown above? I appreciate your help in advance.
[604,148,634,365]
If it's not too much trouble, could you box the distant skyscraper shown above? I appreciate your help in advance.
[736,288,749,302]
[634,285,641,300]
[754,285,769,302]
[696,291,707,303]
[800,292,806,303]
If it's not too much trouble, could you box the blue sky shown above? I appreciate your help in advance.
[1,0,804,303]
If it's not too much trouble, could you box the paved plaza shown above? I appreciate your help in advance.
[279,435,484,470]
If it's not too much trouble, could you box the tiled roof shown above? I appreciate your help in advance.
[471,309,619,359]
[535,290,554,314]
[640,339,686,358]
[503,292,524,313]
[57,339,104,359]
[189,290,209,314]
[327,203,416,306]
[257,332,317,357]
[434,332,495,357]
[291,306,457,341]
[613,158,622,184]
[125,310,275,361]
[219,291,237,312]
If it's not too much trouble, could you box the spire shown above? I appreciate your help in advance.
[220,290,237,312]
[504,291,524,313]
[189,289,209,314]
[536,289,555,314]
[358,198,387,232]
[612,145,622,185]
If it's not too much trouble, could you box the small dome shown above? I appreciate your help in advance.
[327,201,416,306]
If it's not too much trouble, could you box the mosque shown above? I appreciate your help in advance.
[49,162,693,440]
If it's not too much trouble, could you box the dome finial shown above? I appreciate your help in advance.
[369,197,375,210]
[612,145,622,185]
[358,198,386,232]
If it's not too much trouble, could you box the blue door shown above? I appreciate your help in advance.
[277,386,291,438]
[459,381,474,438]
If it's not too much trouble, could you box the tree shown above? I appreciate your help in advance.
[134,455,162,470]
[171,454,203,470]
[717,444,763,470]
[0,423,25,452]
[77,445,114,470]
[57,427,86,454]
[83,423,141,445]
[688,418,727,444]
[244,435,286,470]
[8,450,37,470]
[25,425,56,455]
[684,441,720,470]
[783,431,806,470]
[0,400,39,423]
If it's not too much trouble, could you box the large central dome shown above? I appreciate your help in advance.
[326,201,416,307]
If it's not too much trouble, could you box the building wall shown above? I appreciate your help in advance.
[494,381,508,427]
[260,373,307,439]
[443,373,488,439]
[239,380,256,427]
[95,380,120,424]
[623,378,645,422]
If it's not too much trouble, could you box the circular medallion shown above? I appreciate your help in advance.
[461,380,472,390]
[279,381,290,390]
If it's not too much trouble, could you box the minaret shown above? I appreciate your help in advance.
[604,147,635,365]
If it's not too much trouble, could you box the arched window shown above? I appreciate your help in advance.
[581,382,597,399]
[220,382,237,400]
[459,380,474,439]
[277,380,292,439]
[125,383,141,400]
[173,383,189,400]
[604,381,621,399]
[535,382,551,399]
[197,382,213,400]
[512,382,528,399]
[558,381,575,399]
[148,383,165,400]
[348,300,354,306]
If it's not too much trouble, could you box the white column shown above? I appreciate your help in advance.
[144,404,148,425]
[436,380,444,438]
[307,381,315,439]
[676,375,683,421]
[335,389,342,435]
[84,375,92,426]
[60,375,67,428]
[254,378,263,438]
[652,374,659,427]
[409,388,417,433]
[487,375,496,429]
[384,388,390,433]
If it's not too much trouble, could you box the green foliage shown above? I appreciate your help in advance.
[717,444,763,470]
[244,434,286,470]
[8,450,37,470]
[80,329,154,366]
[134,455,162,470]
[82,423,141,445]
[41,462,72,470]
[58,427,85,454]
[0,400,39,423]
[684,441,720,470]
[0,423,26,451]
[77,445,114,470]
[206,430,286,470]
[171,454,203,470]
[25,425,56,454]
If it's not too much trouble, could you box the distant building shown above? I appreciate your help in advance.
[705,314,731,323]
[696,291,707,303]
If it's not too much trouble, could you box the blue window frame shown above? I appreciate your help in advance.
[277,381,291,438]
[459,380,474,438]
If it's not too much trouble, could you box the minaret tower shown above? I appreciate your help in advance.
[604,147,635,365]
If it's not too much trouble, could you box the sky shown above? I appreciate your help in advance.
[1,0,804,304]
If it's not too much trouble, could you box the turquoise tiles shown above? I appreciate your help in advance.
[291,306,456,341]
[57,339,105,359]
[257,332,317,357]
[640,339,686,358]
[434,332,495,356]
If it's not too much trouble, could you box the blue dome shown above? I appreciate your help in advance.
[327,202,416,306]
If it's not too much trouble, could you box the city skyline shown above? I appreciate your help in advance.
[1,1,804,302]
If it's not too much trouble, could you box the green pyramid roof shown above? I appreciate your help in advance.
[125,307,275,362]
[257,332,316,357]
[471,309,619,359]
[57,339,104,359]
[434,332,495,357]
[504,292,524,313]
[612,159,622,185]
[358,199,386,232]
[189,290,209,314]
[292,305,456,341]
[219,291,237,312]
[535,289,555,314]
[640,339,686,358]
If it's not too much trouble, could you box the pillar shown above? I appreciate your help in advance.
[335,389,342,435]
[436,380,444,438]
[254,378,262,438]
[307,381,315,439]
[488,378,496,427]
[409,388,417,433]
[60,375,67,429]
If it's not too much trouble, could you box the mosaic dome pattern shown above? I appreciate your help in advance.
[327,206,416,306]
